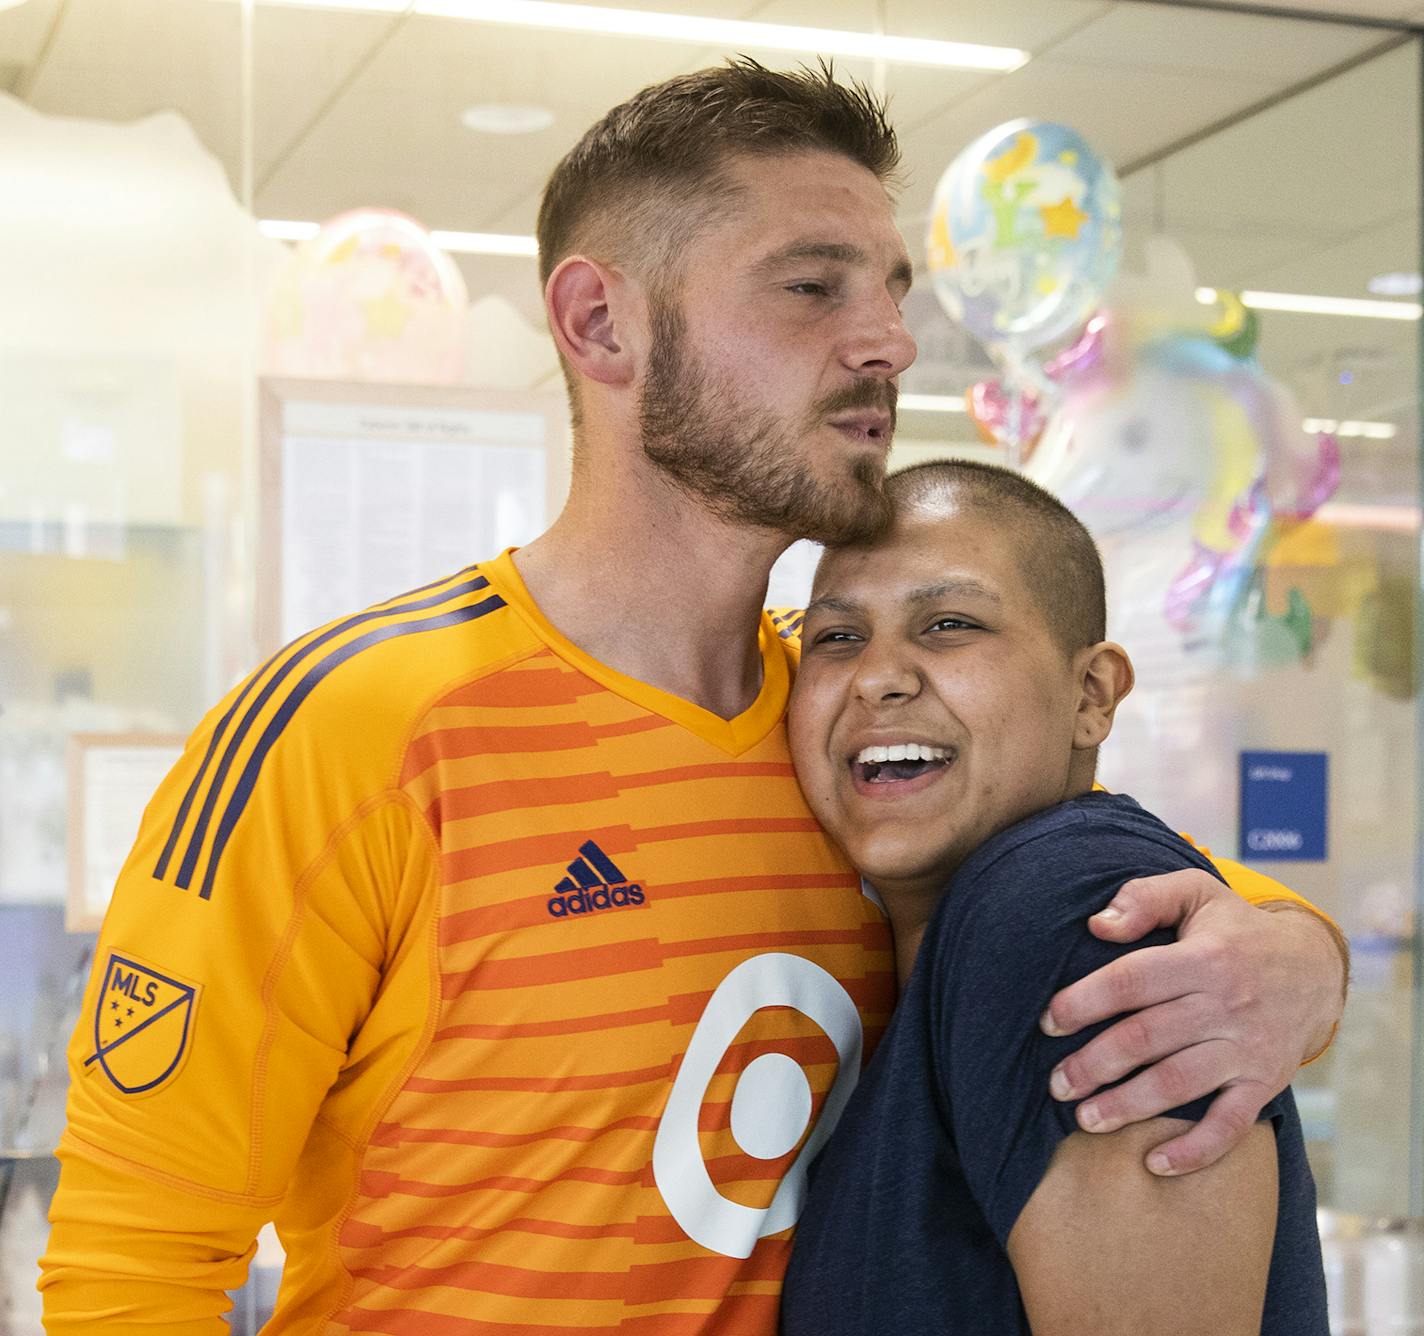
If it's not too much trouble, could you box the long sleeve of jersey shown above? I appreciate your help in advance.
[1209,853,1323,914]
[40,594,444,1331]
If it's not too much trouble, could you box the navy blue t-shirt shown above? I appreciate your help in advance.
[781,791,1327,1335]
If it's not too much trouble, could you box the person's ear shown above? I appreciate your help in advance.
[1072,642,1134,751]
[544,255,637,389]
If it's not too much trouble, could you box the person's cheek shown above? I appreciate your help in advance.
[797,675,839,812]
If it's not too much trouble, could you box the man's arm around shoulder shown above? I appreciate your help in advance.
[1044,852,1347,1174]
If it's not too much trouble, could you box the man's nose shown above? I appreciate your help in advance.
[842,293,916,380]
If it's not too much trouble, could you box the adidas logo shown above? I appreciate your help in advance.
[547,840,647,918]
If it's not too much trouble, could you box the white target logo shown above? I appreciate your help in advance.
[652,952,863,1258]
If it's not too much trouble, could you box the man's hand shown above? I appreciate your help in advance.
[1039,868,1347,1177]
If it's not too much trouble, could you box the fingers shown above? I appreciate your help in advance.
[1048,993,1216,1102]
[1042,942,1199,1037]
[1139,1082,1274,1177]
[1067,1039,1233,1137]
[1087,869,1232,944]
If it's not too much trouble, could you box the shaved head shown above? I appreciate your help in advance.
[861,459,1107,655]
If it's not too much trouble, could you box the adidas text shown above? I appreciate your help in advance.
[548,884,646,918]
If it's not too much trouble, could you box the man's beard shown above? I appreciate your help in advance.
[637,296,895,545]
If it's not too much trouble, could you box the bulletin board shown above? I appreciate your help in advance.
[67,733,184,933]
[257,379,570,655]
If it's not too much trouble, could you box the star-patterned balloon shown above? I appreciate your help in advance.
[926,121,1122,359]
[262,208,468,384]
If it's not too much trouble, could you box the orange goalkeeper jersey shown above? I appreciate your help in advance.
[41,551,897,1334]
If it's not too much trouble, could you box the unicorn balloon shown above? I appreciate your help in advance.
[1025,239,1339,666]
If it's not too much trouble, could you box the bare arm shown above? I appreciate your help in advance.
[1006,1116,1278,1335]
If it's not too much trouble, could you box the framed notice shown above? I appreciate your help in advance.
[67,733,184,933]
[1238,749,1329,862]
[258,379,570,654]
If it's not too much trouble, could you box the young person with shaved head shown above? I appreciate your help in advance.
[42,63,1342,1333]
[782,459,1330,1335]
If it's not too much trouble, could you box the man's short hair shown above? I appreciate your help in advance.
[885,459,1107,654]
[537,57,900,291]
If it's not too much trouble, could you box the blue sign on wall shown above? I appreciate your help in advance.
[1239,750,1328,862]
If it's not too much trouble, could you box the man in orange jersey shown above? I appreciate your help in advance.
[41,61,1345,1333]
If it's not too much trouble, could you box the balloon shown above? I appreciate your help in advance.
[965,379,1046,452]
[1206,290,1261,360]
[927,120,1122,357]
[1044,313,1107,383]
[963,312,1104,461]
[1024,239,1339,658]
[262,208,468,384]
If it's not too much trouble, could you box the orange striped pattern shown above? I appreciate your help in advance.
[332,554,896,1334]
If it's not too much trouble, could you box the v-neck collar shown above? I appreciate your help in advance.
[483,549,789,758]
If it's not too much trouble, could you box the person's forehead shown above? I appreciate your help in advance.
[711,150,905,260]
[812,509,1022,608]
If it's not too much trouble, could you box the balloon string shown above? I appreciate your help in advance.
[1006,380,1022,472]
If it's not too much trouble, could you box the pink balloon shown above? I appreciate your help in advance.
[966,378,1046,450]
[1044,313,1108,384]
[1291,434,1341,519]
[1165,543,1224,631]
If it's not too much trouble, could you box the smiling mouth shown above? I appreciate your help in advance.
[852,742,954,784]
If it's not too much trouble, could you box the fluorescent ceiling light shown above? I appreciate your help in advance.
[255,0,1029,70]
[461,103,555,135]
[1368,271,1422,298]
[1196,287,1420,321]
[259,219,320,240]
[259,219,538,256]
[1302,417,1397,440]
[899,394,967,413]
[258,0,405,8]
[431,229,538,256]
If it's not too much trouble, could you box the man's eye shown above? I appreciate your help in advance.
[811,629,861,646]
[787,281,831,297]
[928,617,977,633]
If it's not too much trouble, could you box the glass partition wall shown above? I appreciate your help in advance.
[0,1,1420,1328]
[0,2,257,1329]
[1110,32,1423,1220]
[889,8,1424,1228]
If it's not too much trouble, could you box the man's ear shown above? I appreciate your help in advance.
[544,255,637,388]
[1072,642,1134,751]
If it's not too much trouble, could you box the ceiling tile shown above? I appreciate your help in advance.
[1147,39,1418,242]
[252,7,410,184]
[0,0,62,69]
[21,0,246,192]
[1045,4,1388,82]
[882,0,1112,49]
[255,6,782,227]
[1213,0,1419,18]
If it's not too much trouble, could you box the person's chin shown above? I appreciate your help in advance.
[846,830,958,895]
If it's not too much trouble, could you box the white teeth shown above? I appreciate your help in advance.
[854,743,950,765]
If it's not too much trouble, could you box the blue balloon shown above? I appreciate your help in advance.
[927,120,1122,357]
